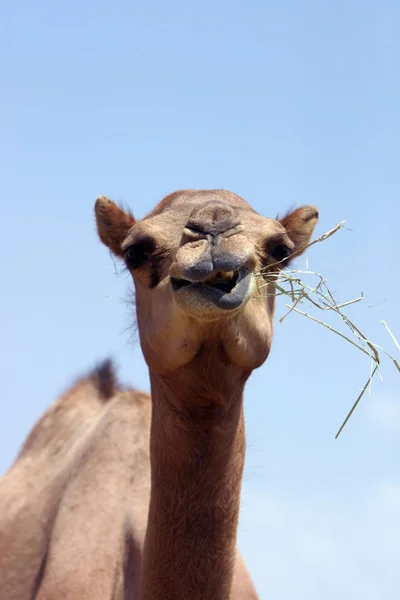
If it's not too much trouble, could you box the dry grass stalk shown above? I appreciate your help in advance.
[255,223,399,438]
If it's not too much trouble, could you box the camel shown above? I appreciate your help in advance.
[0,189,318,599]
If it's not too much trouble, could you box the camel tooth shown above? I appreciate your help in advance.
[218,271,234,280]
[205,271,237,284]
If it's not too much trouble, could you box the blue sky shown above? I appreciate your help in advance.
[1,1,399,597]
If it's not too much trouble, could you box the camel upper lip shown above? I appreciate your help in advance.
[170,267,253,310]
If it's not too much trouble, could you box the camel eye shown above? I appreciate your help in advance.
[124,236,156,269]
[270,244,292,263]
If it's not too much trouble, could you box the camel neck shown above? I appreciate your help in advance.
[139,371,246,600]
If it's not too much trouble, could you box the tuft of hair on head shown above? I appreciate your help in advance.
[91,358,119,400]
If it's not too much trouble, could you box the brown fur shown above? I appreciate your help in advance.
[95,198,136,257]
[0,188,318,599]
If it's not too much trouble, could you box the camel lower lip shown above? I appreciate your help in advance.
[171,268,253,310]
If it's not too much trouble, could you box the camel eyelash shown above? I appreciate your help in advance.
[124,237,156,270]
[259,241,293,268]
[269,243,293,263]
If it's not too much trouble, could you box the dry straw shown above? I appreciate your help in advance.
[256,222,400,438]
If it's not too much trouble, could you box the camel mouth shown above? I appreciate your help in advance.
[171,269,239,294]
[170,267,254,311]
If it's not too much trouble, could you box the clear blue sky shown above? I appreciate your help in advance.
[1,1,399,597]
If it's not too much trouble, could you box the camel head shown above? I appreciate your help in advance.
[95,189,318,379]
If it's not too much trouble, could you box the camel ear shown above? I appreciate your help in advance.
[95,196,136,257]
[279,205,319,261]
